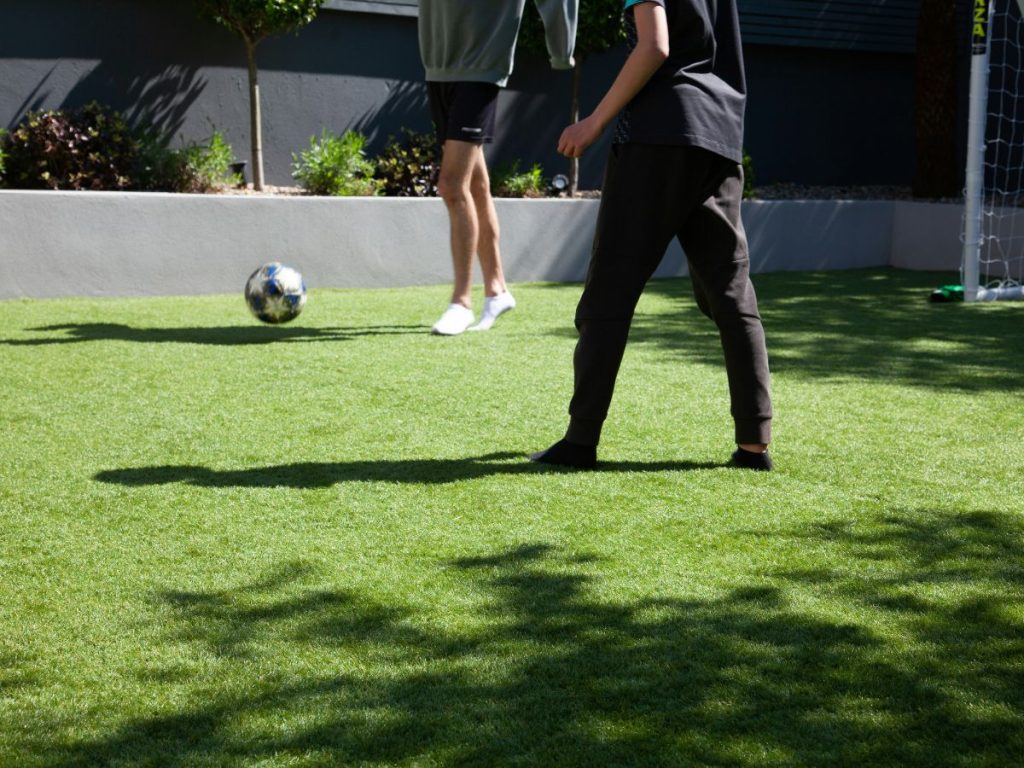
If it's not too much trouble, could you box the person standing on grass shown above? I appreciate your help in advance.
[419,0,579,336]
[531,0,773,470]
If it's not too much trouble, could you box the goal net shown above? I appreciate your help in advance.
[963,0,1024,300]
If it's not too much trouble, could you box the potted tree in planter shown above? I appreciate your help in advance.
[195,0,323,191]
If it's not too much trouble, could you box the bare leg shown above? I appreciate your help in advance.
[469,153,507,298]
[437,140,484,308]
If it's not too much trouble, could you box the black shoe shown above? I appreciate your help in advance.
[529,439,597,469]
[731,448,773,471]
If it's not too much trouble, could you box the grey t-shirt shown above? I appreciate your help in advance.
[419,0,578,87]
[614,0,746,163]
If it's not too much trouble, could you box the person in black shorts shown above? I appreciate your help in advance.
[418,0,578,335]
[424,82,514,335]
[530,0,774,470]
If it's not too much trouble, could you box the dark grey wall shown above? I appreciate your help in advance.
[0,0,945,189]
[743,45,916,186]
[0,0,436,184]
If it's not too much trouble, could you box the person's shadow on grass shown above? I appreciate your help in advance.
[1,323,424,346]
[94,452,725,487]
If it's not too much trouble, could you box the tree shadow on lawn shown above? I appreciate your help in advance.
[94,452,723,488]
[548,269,1024,394]
[34,510,1022,766]
[0,323,424,346]
[0,652,39,699]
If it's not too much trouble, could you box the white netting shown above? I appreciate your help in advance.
[968,0,1024,298]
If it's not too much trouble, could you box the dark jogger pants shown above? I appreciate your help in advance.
[565,144,773,447]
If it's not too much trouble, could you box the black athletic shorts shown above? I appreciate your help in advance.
[427,81,499,145]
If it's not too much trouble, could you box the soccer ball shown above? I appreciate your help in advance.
[244,262,307,324]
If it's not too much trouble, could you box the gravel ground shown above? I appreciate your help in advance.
[751,183,914,200]
[212,182,960,203]
[749,183,960,203]
[215,184,307,196]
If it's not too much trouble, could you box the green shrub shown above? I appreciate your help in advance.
[0,103,142,190]
[743,150,755,199]
[141,132,241,193]
[492,160,546,198]
[374,129,439,197]
[136,136,183,192]
[180,132,238,191]
[292,130,381,196]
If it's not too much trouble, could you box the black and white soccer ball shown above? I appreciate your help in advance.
[244,262,307,324]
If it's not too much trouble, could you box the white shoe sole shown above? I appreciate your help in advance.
[432,325,469,336]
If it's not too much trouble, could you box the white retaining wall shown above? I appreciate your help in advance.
[0,191,963,299]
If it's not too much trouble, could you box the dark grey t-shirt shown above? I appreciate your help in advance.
[614,0,746,163]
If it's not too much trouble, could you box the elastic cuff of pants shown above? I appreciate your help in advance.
[566,417,603,447]
[735,418,772,446]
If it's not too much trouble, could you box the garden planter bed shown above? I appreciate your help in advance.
[0,191,964,299]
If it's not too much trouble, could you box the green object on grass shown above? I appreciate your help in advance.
[930,283,965,302]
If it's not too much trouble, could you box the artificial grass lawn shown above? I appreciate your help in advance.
[1,268,1022,767]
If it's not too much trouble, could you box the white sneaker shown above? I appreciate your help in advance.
[431,303,475,336]
[468,291,516,331]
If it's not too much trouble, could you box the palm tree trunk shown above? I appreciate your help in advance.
[244,38,265,191]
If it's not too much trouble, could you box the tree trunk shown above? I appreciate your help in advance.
[568,58,582,196]
[245,38,265,192]
[913,0,958,198]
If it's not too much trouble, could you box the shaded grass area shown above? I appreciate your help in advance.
[1,269,1022,766]
[624,270,1024,393]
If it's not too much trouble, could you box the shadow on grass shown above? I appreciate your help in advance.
[94,452,723,487]
[0,652,38,698]
[548,269,1024,393]
[30,510,1022,766]
[0,323,424,346]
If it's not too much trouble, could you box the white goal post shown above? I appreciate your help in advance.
[962,0,1024,301]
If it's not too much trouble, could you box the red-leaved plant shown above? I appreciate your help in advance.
[0,103,141,190]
